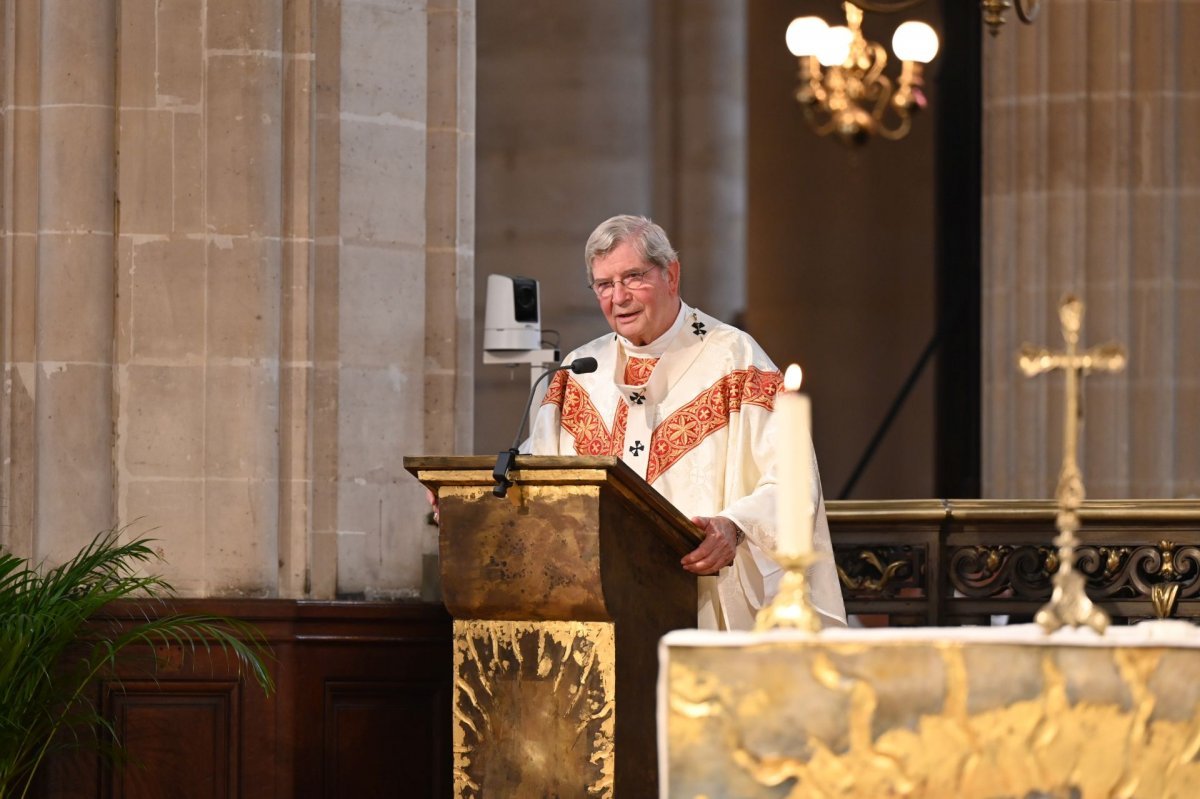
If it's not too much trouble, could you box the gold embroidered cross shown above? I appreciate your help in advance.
[1018,295,1126,633]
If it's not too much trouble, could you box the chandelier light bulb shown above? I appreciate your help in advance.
[786,16,830,57]
[891,21,939,64]
[816,25,854,68]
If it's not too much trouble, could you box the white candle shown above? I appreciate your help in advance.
[776,364,814,556]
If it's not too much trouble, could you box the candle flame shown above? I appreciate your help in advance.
[784,364,803,391]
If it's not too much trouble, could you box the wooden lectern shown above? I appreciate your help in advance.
[405,455,701,798]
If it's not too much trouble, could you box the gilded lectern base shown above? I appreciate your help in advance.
[661,623,1200,798]
[453,620,615,797]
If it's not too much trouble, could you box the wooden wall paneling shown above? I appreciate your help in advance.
[320,681,451,799]
[291,611,452,799]
[31,601,453,799]
[106,682,237,799]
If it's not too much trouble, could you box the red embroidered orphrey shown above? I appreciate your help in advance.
[624,357,658,386]
[543,367,783,482]
[542,371,628,456]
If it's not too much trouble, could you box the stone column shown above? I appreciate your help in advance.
[325,0,474,599]
[278,0,319,598]
[37,1,119,562]
[0,1,118,563]
[424,3,476,466]
[1,0,476,601]
[982,0,1200,498]
[113,0,284,595]
[0,1,43,559]
[310,0,343,598]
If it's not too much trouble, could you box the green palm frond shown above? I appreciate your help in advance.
[0,529,273,799]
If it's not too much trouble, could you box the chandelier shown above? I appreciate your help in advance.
[785,2,939,145]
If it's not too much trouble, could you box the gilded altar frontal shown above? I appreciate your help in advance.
[662,626,1200,798]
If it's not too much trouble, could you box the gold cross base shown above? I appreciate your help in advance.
[1035,560,1110,634]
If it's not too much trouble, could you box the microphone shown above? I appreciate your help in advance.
[493,357,599,497]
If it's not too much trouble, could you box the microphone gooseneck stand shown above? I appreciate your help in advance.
[492,357,598,498]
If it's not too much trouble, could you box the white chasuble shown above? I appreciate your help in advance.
[530,303,847,631]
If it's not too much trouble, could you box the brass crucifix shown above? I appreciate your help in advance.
[1018,295,1126,633]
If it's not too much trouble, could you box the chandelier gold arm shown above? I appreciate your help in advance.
[860,40,888,89]
[876,111,913,141]
[868,74,893,118]
[802,104,841,139]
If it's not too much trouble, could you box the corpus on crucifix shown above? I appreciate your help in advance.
[1018,295,1126,633]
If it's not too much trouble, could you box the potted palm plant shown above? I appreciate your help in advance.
[0,529,273,799]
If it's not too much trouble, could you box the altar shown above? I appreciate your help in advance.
[659,622,1200,798]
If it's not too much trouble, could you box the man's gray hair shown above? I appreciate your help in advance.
[584,215,678,282]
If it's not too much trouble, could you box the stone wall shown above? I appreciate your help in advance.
[982,0,1200,499]
[0,0,474,599]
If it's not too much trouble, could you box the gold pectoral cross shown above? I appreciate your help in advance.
[1018,295,1126,633]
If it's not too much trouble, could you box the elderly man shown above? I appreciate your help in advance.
[529,215,846,630]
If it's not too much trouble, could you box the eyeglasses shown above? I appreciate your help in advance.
[589,266,663,299]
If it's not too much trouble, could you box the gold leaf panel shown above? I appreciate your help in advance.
[453,619,616,798]
[664,637,1200,798]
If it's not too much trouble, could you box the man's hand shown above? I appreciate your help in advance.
[681,516,743,575]
[426,488,439,525]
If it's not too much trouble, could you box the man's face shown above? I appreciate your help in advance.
[591,240,681,346]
